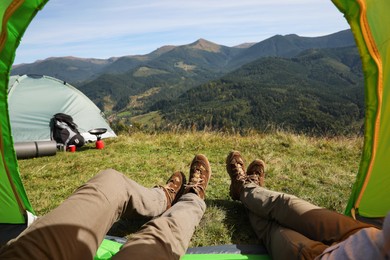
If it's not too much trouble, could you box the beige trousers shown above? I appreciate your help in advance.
[0,169,206,260]
[241,183,373,260]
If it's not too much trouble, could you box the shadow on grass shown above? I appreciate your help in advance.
[107,216,152,237]
[107,199,262,247]
[207,199,261,245]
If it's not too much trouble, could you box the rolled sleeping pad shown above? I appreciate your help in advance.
[14,141,57,159]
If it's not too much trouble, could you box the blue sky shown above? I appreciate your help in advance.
[14,0,350,65]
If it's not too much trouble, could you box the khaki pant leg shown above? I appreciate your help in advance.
[248,211,328,260]
[0,169,167,260]
[114,193,206,260]
[241,183,373,245]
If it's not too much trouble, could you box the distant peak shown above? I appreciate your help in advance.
[189,38,221,53]
[285,33,299,37]
[194,38,211,44]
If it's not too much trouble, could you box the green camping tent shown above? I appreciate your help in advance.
[0,0,389,258]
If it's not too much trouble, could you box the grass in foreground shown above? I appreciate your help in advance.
[18,131,363,247]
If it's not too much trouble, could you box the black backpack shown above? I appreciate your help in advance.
[50,113,85,148]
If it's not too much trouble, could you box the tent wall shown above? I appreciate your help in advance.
[332,0,390,218]
[8,75,116,143]
[0,0,48,224]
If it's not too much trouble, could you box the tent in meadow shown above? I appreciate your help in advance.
[8,74,116,143]
[0,0,389,259]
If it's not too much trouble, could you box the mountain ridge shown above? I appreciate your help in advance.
[11,29,354,85]
[153,46,364,135]
[10,29,363,135]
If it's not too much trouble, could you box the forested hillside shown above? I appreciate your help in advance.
[152,46,364,135]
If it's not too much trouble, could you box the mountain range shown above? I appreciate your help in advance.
[11,29,364,135]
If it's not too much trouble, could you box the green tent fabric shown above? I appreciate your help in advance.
[182,245,271,260]
[332,0,390,219]
[93,240,271,260]
[8,74,116,142]
[94,239,123,260]
[0,0,47,224]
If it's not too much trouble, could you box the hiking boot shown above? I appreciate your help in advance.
[226,151,247,200]
[247,159,266,187]
[226,151,266,200]
[184,154,211,200]
[160,171,186,209]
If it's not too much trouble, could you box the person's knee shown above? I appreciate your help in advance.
[94,168,125,181]
[73,169,131,207]
[83,169,127,192]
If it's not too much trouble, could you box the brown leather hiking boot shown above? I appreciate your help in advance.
[226,151,247,200]
[184,154,211,200]
[161,171,186,209]
[247,159,266,187]
[226,151,266,200]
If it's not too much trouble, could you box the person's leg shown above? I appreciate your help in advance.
[247,209,328,259]
[242,183,373,245]
[114,193,206,260]
[0,169,173,260]
[226,150,373,255]
[114,154,212,260]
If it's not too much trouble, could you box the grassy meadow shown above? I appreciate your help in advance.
[18,131,363,247]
